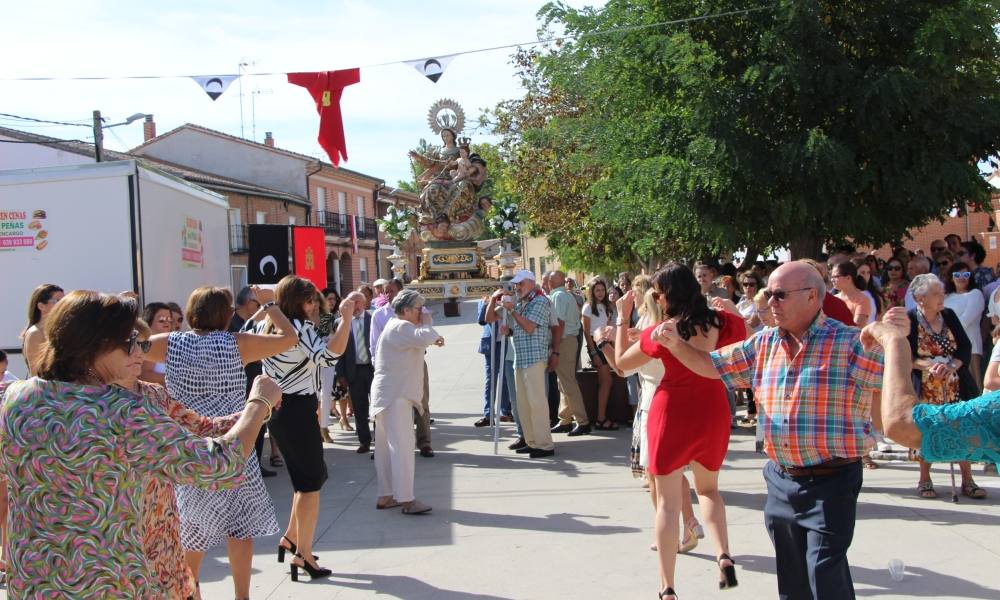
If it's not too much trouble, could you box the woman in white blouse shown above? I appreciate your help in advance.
[245,276,355,582]
[944,262,985,392]
[371,290,444,515]
[581,278,618,429]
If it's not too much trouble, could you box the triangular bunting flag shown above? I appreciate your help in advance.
[403,55,457,83]
[190,75,239,101]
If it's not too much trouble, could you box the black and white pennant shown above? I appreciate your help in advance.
[403,55,457,83]
[190,75,239,101]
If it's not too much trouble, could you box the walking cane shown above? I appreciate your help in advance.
[488,316,498,452]
[493,315,509,455]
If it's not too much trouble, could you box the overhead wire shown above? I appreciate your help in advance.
[0,5,776,82]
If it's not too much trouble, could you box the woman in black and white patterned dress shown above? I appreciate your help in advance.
[244,275,355,582]
[145,285,298,600]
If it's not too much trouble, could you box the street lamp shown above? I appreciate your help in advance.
[92,110,150,162]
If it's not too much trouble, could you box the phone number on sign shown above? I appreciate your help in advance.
[0,237,35,248]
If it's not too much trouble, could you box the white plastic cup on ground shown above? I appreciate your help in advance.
[888,558,905,582]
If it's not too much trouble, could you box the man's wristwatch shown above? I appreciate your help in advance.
[262,301,276,310]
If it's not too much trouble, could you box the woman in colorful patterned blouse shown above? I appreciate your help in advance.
[0,290,283,599]
[126,319,241,599]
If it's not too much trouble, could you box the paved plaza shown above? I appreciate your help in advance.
[7,299,998,599]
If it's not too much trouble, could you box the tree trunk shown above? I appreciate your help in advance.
[788,236,824,261]
[739,246,762,270]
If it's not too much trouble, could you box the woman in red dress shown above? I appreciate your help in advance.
[615,263,746,599]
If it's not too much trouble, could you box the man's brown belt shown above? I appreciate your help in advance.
[777,457,860,478]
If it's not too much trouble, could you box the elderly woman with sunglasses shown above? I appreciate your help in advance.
[906,274,986,500]
[944,262,985,393]
[0,291,283,598]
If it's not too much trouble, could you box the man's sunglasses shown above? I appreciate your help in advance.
[124,332,152,354]
[762,288,812,302]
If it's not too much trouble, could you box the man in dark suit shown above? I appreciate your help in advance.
[336,291,375,453]
[229,286,277,477]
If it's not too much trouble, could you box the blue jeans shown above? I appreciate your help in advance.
[763,460,861,600]
[482,344,512,417]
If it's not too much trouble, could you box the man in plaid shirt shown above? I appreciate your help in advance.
[656,261,883,600]
[486,270,555,458]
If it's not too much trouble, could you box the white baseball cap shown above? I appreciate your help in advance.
[373,278,388,286]
[509,269,536,284]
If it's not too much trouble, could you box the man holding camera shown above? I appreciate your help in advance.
[486,270,555,458]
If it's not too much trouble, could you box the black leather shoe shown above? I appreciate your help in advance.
[474,416,491,428]
[419,446,435,457]
[515,445,534,454]
[529,448,555,458]
[567,424,591,437]
[260,467,277,478]
[356,444,370,454]
[550,423,573,434]
[508,438,527,450]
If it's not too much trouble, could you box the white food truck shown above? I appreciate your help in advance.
[0,160,230,377]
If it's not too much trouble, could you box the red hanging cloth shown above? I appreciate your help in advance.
[287,68,361,166]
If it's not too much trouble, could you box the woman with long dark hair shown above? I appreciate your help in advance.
[831,261,873,327]
[613,264,746,599]
[246,275,354,582]
[20,283,64,375]
[582,278,618,429]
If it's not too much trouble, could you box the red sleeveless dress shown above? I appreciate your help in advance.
[640,310,746,475]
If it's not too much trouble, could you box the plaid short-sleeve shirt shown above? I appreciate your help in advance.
[511,293,552,369]
[710,314,884,467]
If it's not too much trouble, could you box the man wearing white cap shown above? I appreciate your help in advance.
[486,269,555,457]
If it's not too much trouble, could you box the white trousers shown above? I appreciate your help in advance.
[318,365,336,428]
[374,399,417,502]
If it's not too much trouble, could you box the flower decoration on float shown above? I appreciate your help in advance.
[377,204,416,246]
[489,202,521,242]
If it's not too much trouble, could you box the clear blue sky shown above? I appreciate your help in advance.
[0,0,603,186]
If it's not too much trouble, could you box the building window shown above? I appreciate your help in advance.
[539,257,547,277]
[529,257,536,274]
[338,191,347,215]
[360,257,369,283]
[356,195,365,219]
[333,259,341,295]
[288,216,296,226]
[316,188,326,224]
[256,211,267,224]
[230,265,247,295]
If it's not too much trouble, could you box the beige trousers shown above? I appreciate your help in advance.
[515,361,555,451]
[414,361,432,448]
[555,335,588,426]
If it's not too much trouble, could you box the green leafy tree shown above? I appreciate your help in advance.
[489,0,1000,265]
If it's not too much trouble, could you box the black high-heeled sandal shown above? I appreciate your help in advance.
[718,553,738,589]
[658,587,678,599]
[290,552,332,582]
[277,535,318,563]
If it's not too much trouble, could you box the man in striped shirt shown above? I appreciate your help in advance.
[656,261,884,600]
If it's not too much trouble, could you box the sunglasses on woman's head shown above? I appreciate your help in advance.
[952,271,972,279]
